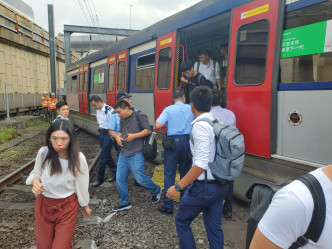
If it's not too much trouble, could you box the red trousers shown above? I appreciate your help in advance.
[34,193,79,249]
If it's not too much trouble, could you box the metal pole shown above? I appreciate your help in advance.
[64,31,72,69]
[48,4,56,95]
[5,82,11,121]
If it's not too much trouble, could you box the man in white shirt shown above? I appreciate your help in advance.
[194,48,221,90]
[250,165,332,249]
[167,86,229,249]
[90,95,117,187]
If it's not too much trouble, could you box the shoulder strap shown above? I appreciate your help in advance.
[41,146,48,162]
[198,74,203,85]
[105,105,111,115]
[289,174,326,248]
[213,59,216,76]
[134,110,142,131]
[197,61,200,72]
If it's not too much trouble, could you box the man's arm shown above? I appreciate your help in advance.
[108,129,118,140]
[249,228,282,249]
[166,165,204,200]
[126,129,151,142]
[155,121,164,129]
[216,79,221,90]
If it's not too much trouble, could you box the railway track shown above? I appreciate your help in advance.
[0,127,100,194]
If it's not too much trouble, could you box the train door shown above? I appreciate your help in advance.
[82,65,90,114]
[106,54,117,107]
[227,0,284,157]
[78,66,84,113]
[154,31,177,124]
[115,50,128,97]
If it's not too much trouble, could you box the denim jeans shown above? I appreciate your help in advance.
[163,138,192,209]
[175,181,229,249]
[98,131,116,180]
[116,152,160,205]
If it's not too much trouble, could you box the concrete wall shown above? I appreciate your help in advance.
[0,1,79,111]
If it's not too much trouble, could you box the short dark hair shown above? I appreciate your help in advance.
[90,95,102,103]
[179,60,194,73]
[56,101,68,110]
[198,48,209,56]
[190,86,212,112]
[211,89,222,106]
[172,88,185,100]
[114,99,130,110]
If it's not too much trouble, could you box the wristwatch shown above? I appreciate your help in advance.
[175,183,182,192]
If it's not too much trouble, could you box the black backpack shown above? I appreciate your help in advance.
[245,174,326,249]
[134,110,157,161]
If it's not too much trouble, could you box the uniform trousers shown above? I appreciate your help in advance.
[49,109,57,123]
[162,135,191,209]
[34,193,79,249]
[223,181,234,214]
[98,130,117,180]
[175,181,228,249]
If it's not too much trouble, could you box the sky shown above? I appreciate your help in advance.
[21,0,202,35]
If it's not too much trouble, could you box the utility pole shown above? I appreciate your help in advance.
[48,4,56,95]
[130,4,133,29]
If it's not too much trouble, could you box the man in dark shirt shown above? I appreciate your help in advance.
[112,100,162,212]
[180,60,213,98]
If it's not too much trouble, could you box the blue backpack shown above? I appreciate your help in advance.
[190,118,245,182]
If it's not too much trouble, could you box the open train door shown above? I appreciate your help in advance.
[227,0,284,157]
[154,31,177,126]
[106,54,117,107]
[115,50,128,98]
[78,66,84,113]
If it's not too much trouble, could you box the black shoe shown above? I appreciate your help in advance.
[224,212,232,221]
[92,179,104,187]
[152,186,163,203]
[112,203,132,212]
[108,174,116,183]
[158,205,173,215]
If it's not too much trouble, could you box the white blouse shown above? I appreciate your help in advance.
[26,147,90,207]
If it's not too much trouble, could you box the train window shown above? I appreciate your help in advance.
[108,64,115,91]
[71,75,78,93]
[280,1,332,83]
[234,19,269,85]
[157,48,172,89]
[79,73,83,92]
[117,61,126,91]
[83,71,88,92]
[93,67,105,92]
[136,53,155,89]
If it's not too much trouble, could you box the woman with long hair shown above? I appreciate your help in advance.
[26,120,91,248]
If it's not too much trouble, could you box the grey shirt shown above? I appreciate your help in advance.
[120,111,152,157]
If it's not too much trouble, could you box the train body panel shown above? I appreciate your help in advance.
[66,0,332,200]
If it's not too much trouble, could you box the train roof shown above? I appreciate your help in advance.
[66,0,250,72]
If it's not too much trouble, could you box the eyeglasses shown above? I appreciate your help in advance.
[50,137,70,143]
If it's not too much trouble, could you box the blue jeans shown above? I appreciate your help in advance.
[163,137,191,209]
[116,152,160,205]
[175,181,229,249]
[98,131,116,180]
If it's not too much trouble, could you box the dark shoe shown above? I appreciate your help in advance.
[158,205,173,215]
[108,174,116,183]
[224,212,232,221]
[152,186,163,203]
[112,203,132,212]
[92,179,104,187]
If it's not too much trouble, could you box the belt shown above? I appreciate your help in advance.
[170,134,190,142]
[98,128,108,133]
[194,180,219,184]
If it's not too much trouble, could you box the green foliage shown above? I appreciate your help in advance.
[0,127,19,144]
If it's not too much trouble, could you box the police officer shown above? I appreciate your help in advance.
[90,95,117,187]
[155,88,195,215]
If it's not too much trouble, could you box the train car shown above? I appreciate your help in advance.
[66,0,332,200]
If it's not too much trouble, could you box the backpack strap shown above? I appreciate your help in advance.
[198,74,202,86]
[134,110,142,131]
[190,118,216,145]
[197,61,200,72]
[289,174,326,249]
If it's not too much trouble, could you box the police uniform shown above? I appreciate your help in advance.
[156,101,194,213]
[95,104,117,185]
[52,115,69,123]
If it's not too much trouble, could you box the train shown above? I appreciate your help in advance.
[65,0,332,200]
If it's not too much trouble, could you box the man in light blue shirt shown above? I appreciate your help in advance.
[155,88,195,215]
